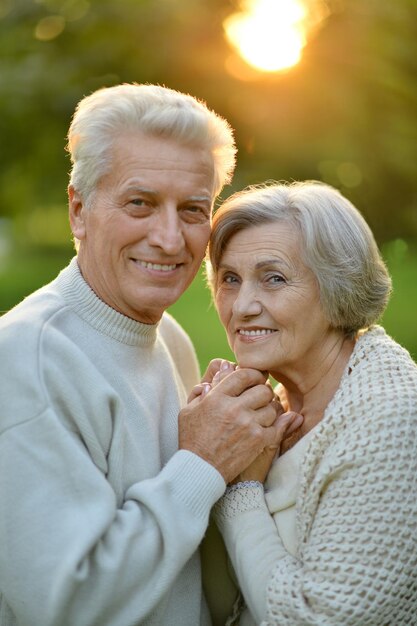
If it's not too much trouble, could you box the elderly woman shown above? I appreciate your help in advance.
[204,181,417,625]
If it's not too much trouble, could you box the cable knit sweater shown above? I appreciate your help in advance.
[215,326,417,625]
[0,258,226,626]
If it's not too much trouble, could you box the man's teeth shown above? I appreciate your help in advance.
[138,261,177,271]
[239,329,275,336]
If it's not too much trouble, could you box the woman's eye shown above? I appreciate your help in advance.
[266,274,285,284]
[223,274,239,284]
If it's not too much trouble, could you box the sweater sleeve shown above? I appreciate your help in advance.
[214,484,291,624]
[215,393,417,625]
[0,322,225,626]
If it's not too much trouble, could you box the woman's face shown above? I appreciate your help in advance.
[214,221,333,380]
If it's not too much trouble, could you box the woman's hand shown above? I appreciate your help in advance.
[231,408,303,483]
[188,359,236,403]
[188,360,303,482]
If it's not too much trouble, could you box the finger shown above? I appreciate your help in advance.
[240,383,274,410]
[272,394,285,417]
[220,359,236,372]
[263,412,303,447]
[215,367,268,397]
[212,366,236,388]
[283,412,304,434]
[187,383,206,403]
[250,402,279,428]
[201,382,212,397]
[200,359,223,384]
[201,359,236,384]
[212,370,221,386]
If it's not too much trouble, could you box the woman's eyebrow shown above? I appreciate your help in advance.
[217,261,235,270]
[218,258,291,271]
[254,259,291,270]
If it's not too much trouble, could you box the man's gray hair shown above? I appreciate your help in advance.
[207,181,392,337]
[67,83,236,202]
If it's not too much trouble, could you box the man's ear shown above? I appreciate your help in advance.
[68,185,86,240]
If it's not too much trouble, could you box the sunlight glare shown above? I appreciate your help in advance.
[224,0,320,73]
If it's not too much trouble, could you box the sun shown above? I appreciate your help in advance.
[223,0,325,73]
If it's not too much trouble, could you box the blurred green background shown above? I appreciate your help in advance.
[0,0,416,370]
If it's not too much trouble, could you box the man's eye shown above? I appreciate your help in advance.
[183,206,210,221]
[127,199,153,216]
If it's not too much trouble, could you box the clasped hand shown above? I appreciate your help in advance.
[179,360,302,484]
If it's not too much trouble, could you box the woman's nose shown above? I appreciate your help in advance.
[232,283,262,318]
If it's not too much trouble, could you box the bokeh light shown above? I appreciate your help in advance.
[223,0,329,73]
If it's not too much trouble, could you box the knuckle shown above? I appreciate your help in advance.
[235,367,259,384]
[266,404,277,421]
[262,384,274,401]
[254,383,274,404]
[250,421,262,438]
[239,413,253,429]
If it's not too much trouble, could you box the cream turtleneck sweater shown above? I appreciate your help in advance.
[0,257,226,626]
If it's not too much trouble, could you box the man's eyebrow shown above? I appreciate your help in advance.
[125,188,212,204]
[125,186,157,196]
[187,195,212,202]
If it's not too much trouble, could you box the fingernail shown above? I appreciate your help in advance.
[221,360,231,371]
[202,382,211,396]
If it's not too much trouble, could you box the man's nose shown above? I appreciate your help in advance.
[232,283,262,318]
[148,208,184,255]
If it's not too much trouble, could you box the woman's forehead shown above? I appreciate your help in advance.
[222,221,301,256]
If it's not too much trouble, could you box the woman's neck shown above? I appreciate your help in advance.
[274,334,356,453]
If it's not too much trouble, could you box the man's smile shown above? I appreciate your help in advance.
[135,259,180,272]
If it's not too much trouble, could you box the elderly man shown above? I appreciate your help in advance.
[0,84,287,626]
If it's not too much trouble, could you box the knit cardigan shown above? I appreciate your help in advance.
[0,258,226,626]
[215,326,417,625]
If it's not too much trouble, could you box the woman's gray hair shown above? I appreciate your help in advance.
[207,181,392,337]
[67,83,236,203]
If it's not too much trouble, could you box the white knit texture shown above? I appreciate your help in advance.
[216,326,417,625]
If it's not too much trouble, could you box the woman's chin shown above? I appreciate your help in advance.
[236,356,270,371]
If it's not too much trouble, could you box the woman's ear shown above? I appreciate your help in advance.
[68,185,86,240]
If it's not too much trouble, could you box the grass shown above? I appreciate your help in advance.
[0,240,416,373]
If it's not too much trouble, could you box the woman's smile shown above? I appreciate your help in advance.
[215,221,334,380]
[237,327,278,340]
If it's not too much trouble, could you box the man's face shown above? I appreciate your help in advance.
[69,132,215,323]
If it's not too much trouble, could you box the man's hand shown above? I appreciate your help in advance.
[179,368,293,484]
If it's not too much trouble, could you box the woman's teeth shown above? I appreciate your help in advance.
[238,329,275,336]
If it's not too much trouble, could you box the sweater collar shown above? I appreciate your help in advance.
[54,257,160,346]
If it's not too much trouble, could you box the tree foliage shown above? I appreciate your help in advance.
[0,0,416,245]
